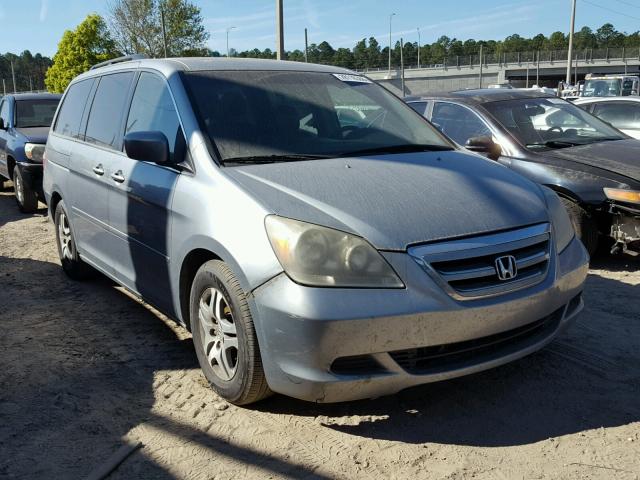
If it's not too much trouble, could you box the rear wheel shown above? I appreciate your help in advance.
[54,201,93,280]
[13,166,38,213]
[190,260,271,405]
[561,198,598,257]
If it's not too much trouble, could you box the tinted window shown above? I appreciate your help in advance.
[125,72,185,162]
[15,99,59,128]
[85,72,134,149]
[408,101,428,116]
[593,102,640,130]
[54,79,94,138]
[431,102,491,145]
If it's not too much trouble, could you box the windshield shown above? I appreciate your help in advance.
[483,96,625,151]
[583,79,623,97]
[15,99,59,128]
[182,70,451,162]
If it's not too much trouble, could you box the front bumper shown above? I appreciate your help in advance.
[250,235,589,403]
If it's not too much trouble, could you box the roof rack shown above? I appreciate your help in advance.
[90,54,148,70]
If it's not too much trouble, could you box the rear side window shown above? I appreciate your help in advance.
[408,101,428,116]
[0,100,10,127]
[54,79,94,138]
[125,72,185,163]
[85,72,134,150]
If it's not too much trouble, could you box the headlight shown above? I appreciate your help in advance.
[265,215,404,288]
[24,143,45,163]
[541,187,575,253]
[604,188,640,204]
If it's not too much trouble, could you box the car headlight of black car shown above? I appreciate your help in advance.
[24,143,46,163]
[542,187,575,253]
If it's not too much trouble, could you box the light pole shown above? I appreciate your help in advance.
[388,13,396,75]
[566,0,576,85]
[417,27,421,69]
[226,26,236,57]
[276,0,285,60]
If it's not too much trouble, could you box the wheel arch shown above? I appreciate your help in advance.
[49,191,63,220]
[178,248,222,331]
[7,155,16,180]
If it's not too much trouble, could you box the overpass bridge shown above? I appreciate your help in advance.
[359,48,640,96]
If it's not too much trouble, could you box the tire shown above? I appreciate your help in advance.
[190,260,271,405]
[13,166,38,213]
[54,200,93,280]
[561,197,598,257]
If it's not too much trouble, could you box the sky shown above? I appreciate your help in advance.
[1,0,640,57]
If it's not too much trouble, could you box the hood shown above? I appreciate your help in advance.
[15,126,50,144]
[545,139,640,181]
[225,151,549,250]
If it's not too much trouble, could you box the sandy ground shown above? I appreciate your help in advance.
[1,186,639,480]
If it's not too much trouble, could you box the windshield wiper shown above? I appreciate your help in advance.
[526,140,581,149]
[337,144,454,157]
[222,154,331,165]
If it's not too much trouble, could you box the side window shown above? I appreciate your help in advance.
[54,79,94,138]
[125,72,185,163]
[593,102,640,130]
[408,101,428,116]
[85,72,134,150]
[431,102,492,145]
[0,100,10,127]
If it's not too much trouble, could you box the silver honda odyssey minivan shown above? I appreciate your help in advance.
[44,57,589,405]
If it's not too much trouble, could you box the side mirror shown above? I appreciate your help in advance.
[465,136,502,161]
[124,131,170,165]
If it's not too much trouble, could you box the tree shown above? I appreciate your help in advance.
[596,23,624,47]
[108,0,209,57]
[45,14,118,93]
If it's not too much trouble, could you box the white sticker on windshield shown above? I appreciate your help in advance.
[333,73,373,84]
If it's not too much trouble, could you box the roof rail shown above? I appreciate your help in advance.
[90,54,148,70]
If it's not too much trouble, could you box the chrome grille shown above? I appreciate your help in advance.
[409,223,552,300]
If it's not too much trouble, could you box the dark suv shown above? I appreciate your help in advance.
[0,93,61,212]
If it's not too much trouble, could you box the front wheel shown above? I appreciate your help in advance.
[190,260,271,405]
[561,198,598,257]
[13,166,38,213]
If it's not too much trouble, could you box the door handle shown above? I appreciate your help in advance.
[111,170,125,183]
[92,164,104,176]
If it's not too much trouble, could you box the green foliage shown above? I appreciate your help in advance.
[231,23,640,69]
[0,51,52,93]
[44,14,118,93]
[108,0,209,57]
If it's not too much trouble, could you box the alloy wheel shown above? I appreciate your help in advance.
[15,173,24,205]
[58,212,74,261]
[198,287,239,381]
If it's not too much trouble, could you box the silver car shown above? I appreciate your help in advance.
[43,57,589,405]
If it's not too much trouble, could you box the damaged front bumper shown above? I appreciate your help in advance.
[609,204,640,254]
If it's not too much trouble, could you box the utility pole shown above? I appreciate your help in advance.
[10,60,16,93]
[2,79,6,96]
[160,6,168,58]
[566,0,576,84]
[276,0,285,60]
[536,50,540,86]
[388,13,396,75]
[400,37,405,97]
[29,76,33,92]
[304,28,308,62]
[479,44,483,88]
[417,27,421,69]
[226,26,236,57]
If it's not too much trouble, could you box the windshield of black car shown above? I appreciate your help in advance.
[15,99,59,128]
[182,70,451,162]
[483,97,625,151]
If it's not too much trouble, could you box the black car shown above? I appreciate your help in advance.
[0,93,61,212]
[406,89,640,255]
